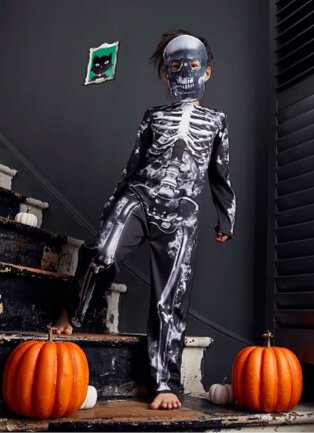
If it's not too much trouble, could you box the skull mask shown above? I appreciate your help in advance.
[163,34,208,102]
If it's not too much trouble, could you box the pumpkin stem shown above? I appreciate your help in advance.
[47,323,54,341]
[262,330,273,347]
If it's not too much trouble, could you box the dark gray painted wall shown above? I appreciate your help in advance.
[0,0,274,386]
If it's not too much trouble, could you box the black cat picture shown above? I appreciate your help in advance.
[84,41,119,85]
[91,53,113,80]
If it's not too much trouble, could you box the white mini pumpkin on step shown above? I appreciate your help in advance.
[80,385,98,409]
[14,208,38,227]
[208,378,234,405]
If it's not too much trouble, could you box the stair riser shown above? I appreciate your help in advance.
[0,192,21,219]
[0,273,69,331]
[0,340,151,401]
[0,271,112,332]
[82,342,151,399]
[0,222,66,271]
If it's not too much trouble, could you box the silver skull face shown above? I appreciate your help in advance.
[163,35,208,102]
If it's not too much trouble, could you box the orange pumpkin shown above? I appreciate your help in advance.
[2,326,89,419]
[232,331,303,413]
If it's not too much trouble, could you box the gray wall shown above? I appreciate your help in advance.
[0,0,274,387]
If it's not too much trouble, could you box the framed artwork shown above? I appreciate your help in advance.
[84,41,119,85]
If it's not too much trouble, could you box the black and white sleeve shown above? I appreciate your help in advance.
[208,113,236,239]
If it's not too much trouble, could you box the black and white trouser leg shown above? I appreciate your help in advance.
[67,189,198,397]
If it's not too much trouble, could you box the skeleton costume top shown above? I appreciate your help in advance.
[70,35,236,397]
[101,103,236,239]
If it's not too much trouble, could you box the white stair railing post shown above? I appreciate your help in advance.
[181,336,213,395]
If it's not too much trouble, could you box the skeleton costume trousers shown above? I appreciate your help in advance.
[68,187,199,396]
[67,102,236,396]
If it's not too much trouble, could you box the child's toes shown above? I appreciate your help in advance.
[149,401,158,410]
[64,325,73,335]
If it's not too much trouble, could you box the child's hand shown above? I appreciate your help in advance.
[215,233,229,243]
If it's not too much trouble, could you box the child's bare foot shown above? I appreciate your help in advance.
[149,392,181,410]
[54,309,73,335]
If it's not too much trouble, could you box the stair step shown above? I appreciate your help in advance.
[0,330,143,344]
[0,262,72,332]
[0,398,313,432]
[0,331,150,401]
[0,261,113,333]
[0,331,212,402]
[0,185,48,227]
[0,216,82,274]
[0,260,71,280]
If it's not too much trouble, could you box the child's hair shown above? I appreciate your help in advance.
[151,29,214,78]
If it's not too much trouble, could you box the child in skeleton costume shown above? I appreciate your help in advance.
[55,30,236,410]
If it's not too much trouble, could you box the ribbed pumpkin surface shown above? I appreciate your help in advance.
[232,346,303,412]
[3,340,89,419]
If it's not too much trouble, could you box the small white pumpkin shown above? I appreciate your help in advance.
[80,385,98,409]
[208,378,234,405]
[14,208,38,227]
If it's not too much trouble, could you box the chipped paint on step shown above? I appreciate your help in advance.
[41,246,59,271]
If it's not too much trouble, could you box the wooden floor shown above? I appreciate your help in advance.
[1,397,314,432]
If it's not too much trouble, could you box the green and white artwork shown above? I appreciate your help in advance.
[84,41,119,85]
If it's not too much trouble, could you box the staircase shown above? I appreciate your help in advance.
[1,162,313,432]
[0,162,211,427]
